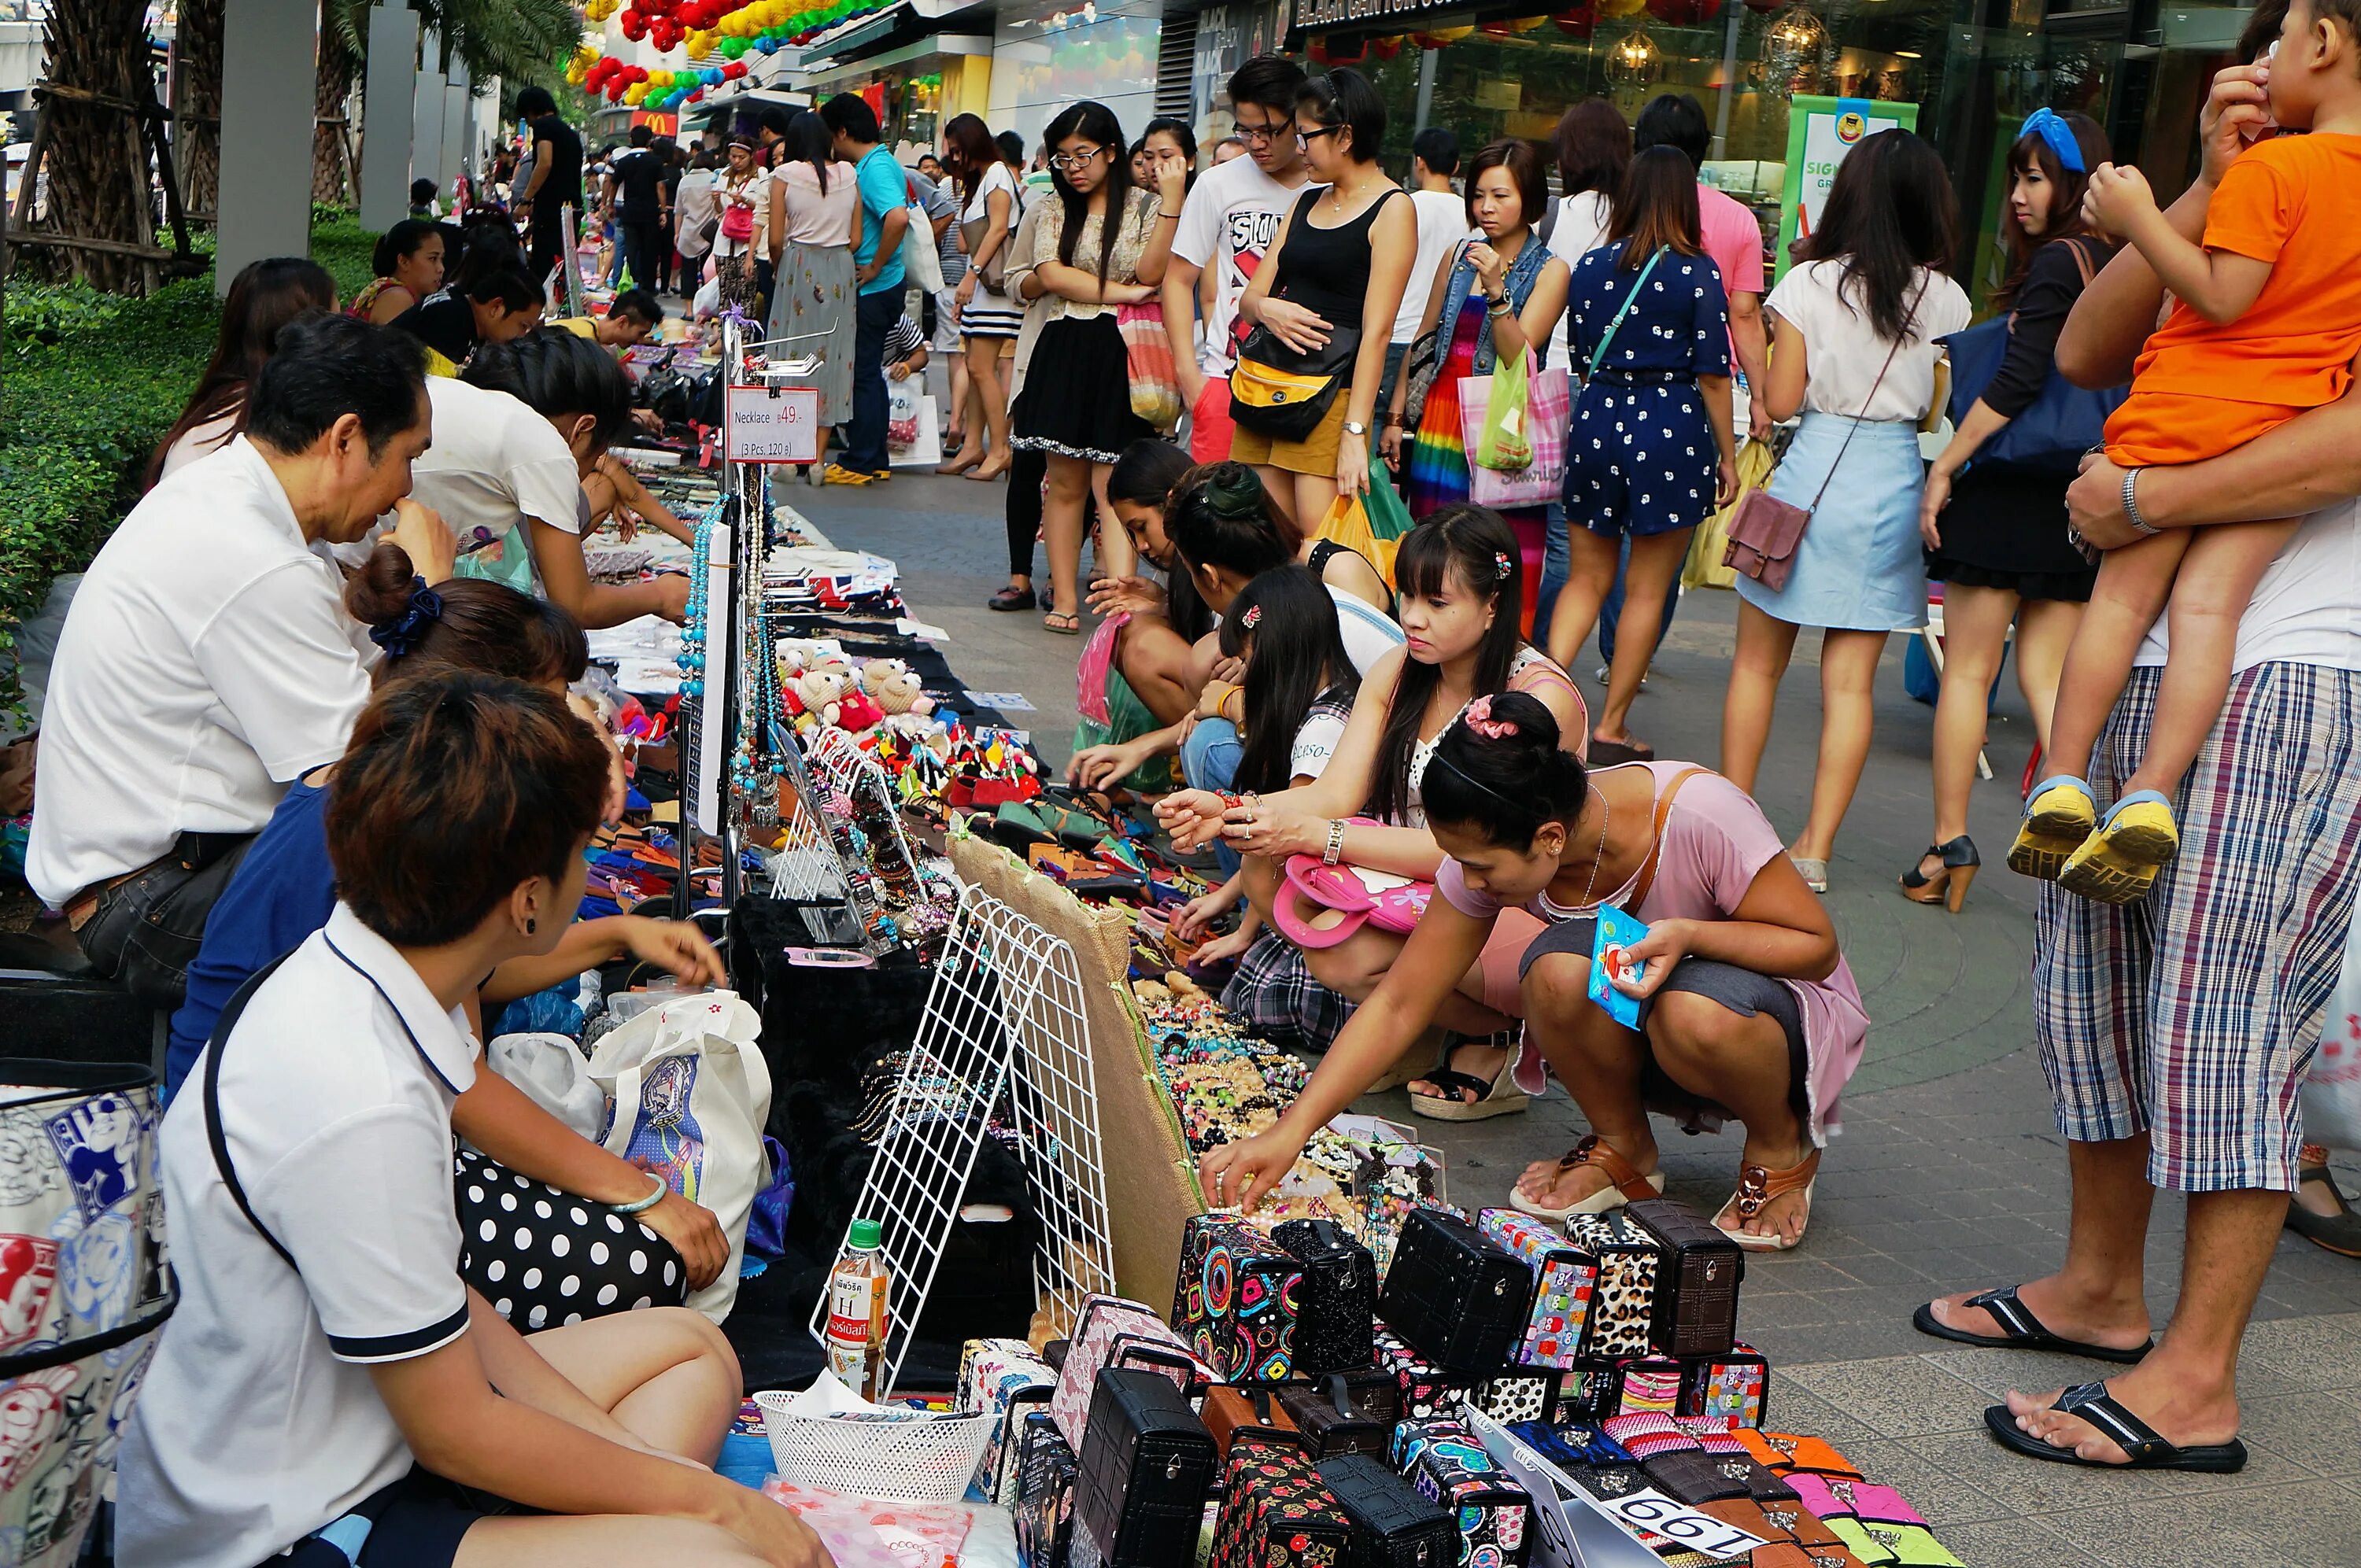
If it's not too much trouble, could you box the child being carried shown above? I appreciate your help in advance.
[2012,0,2361,903]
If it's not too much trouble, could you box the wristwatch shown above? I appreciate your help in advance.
[1343,419,1369,437]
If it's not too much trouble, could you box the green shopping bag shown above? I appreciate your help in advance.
[1472,346,1534,473]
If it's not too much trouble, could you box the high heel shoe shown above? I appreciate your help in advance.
[1899,835,1980,912]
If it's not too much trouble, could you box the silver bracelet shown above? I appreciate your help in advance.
[1322,818,1347,866]
[615,1173,669,1215]
[2122,467,2160,537]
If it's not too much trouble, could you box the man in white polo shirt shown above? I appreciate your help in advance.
[118,673,818,1568]
[28,314,445,1007]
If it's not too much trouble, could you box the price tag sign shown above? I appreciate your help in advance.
[725,382,821,463]
[1591,1489,1767,1561]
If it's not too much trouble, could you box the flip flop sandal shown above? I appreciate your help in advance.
[1714,1147,1822,1251]
[1509,1133,1666,1220]
[1910,1285,2154,1363]
[1408,1038,1532,1123]
[1044,611,1082,635]
[1587,736,1656,766]
[1982,1382,2247,1473]
[2286,1155,2361,1256]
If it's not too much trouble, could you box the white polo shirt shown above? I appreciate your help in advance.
[412,377,586,596]
[116,906,478,1568]
[2135,498,2361,673]
[26,438,372,906]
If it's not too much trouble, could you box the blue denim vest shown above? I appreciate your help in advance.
[1439,232,1555,375]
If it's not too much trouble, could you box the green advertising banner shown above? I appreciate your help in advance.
[1775,95,1922,282]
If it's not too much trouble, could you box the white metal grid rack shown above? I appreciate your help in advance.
[810,882,1115,1396]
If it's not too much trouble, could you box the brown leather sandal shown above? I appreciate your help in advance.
[1714,1147,1822,1252]
[1507,1133,1666,1222]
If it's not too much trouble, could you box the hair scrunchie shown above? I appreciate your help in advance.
[371,576,445,659]
[1461,695,1518,741]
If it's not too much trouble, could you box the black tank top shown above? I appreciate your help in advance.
[1269,186,1402,332]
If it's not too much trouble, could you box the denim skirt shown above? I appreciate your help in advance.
[1734,412,1928,633]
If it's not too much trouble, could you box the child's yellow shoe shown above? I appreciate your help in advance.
[2008,775,2097,882]
[2058,790,2179,905]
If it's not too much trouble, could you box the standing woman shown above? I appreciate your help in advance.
[349,220,445,325]
[767,109,860,485]
[940,113,1022,479]
[1720,131,1968,891]
[673,146,722,291]
[1547,147,1738,762]
[711,134,767,319]
[1141,116,1199,187]
[1011,99,1184,634]
[1234,68,1416,531]
[1545,100,1631,352]
[1387,138,1571,636]
[1904,110,2115,910]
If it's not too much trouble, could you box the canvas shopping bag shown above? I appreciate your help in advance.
[1685,438,1773,590]
[589,991,774,1320]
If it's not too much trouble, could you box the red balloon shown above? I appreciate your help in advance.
[1646,0,1722,20]
[1553,6,1596,37]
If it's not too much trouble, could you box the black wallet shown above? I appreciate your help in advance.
[1074,1367,1219,1568]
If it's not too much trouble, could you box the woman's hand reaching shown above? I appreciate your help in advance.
[1154,788,1230,850]
[1199,1123,1310,1214]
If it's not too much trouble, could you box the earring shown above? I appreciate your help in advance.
[527,918,538,935]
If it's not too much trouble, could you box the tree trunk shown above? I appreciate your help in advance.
[314,50,355,208]
[175,0,222,221]
[32,0,155,293]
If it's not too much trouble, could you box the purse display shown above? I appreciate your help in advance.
[1628,1197,1742,1359]
[1276,1371,1400,1461]
[1229,322,1362,442]
[1371,1326,1456,1421]
[1390,1417,1534,1568]
[1017,1411,1082,1568]
[961,1337,1060,1503]
[1561,1212,1661,1359]
[1052,1293,1214,1449]
[1477,1208,1599,1371]
[1171,1215,1377,1384]
[1270,1218,1380,1378]
[1314,1454,1458,1568]
[1074,1368,1219,1568]
[1210,1433,1356,1568]
[1376,1208,1533,1375]
[1685,1344,1771,1430]
[1200,1386,1300,1459]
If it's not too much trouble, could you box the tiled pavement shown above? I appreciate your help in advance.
[796,437,2361,1566]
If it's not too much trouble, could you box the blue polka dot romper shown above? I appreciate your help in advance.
[1562,242,1731,539]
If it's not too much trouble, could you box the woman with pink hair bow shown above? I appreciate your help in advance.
[1197,686,1865,1251]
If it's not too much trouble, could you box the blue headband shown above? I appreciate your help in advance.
[2019,109,2086,175]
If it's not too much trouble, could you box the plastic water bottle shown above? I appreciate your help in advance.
[825,1217,890,1400]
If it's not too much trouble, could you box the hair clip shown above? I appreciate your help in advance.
[1494,551,1514,579]
[1462,695,1518,740]
[1240,606,1262,630]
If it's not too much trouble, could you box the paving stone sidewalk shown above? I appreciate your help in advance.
[793,456,2361,1568]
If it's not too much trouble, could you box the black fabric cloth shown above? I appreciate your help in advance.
[1011,314,1154,463]
[390,290,478,367]
[1980,238,2117,420]
[527,113,584,222]
[611,146,664,223]
[1007,411,1045,577]
[1266,186,1403,332]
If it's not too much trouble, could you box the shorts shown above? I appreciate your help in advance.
[2034,662,2361,1192]
[1188,373,1238,464]
[1228,393,1348,477]
[286,1467,526,1566]
[2103,389,2303,470]
[1518,915,1809,1124]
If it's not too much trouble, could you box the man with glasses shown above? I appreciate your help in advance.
[1162,55,1322,464]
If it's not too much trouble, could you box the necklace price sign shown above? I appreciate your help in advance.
[726,382,822,464]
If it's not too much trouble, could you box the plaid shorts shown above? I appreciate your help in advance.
[1223,932,1356,1051]
[2034,662,2361,1192]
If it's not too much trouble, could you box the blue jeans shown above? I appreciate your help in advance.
[1598,534,1683,664]
[1538,503,1571,644]
[1181,718,1245,878]
[844,288,900,474]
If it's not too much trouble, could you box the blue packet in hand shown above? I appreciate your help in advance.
[1587,904,1650,1030]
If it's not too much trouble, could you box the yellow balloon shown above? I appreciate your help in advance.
[623,83,648,105]
[1427,24,1475,40]
[1598,0,1646,16]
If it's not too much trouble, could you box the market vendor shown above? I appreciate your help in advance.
[390,265,545,376]
[117,670,823,1568]
[27,314,453,1009]
[427,328,693,625]
[1196,689,1866,1251]
[551,286,667,351]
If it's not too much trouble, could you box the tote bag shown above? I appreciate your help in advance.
[1456,358,1570,510]
[1944,238,2124,475]
[589,991,774,1320]
[1117,303,1184,430]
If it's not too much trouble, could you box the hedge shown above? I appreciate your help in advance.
[0,212,382,711]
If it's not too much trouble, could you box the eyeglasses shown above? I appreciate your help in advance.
[1232,120,1283,145]
[1295,125,1344,151]
[1047,145,1107,172]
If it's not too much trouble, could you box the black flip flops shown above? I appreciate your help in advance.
[1912,1286,2154,1364]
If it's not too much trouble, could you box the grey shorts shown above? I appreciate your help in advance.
[1520,916,1808,1122]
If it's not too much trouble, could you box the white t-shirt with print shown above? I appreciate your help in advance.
[1172,154,1321,377]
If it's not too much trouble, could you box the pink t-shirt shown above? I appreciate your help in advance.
[1434,762,1866,1139]
[1695,185,1766,302]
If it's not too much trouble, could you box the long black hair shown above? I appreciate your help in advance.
[1801,130,1959,342]
[1166,462,1295,588]
[1107,439,1210,644]
[1044,99,1130,293]
[147,256,337,488]
[1368,504,1524,825]
[1218,566,1360,796]
[785,109,837,194]
[1421,691,1591,850]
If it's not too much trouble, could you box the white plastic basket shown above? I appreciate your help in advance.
[753,1393,994,1502]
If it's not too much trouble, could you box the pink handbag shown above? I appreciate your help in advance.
[1047,1294,1211,1449]
[1273,823,1434,950]
[1457,360,1570,511]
